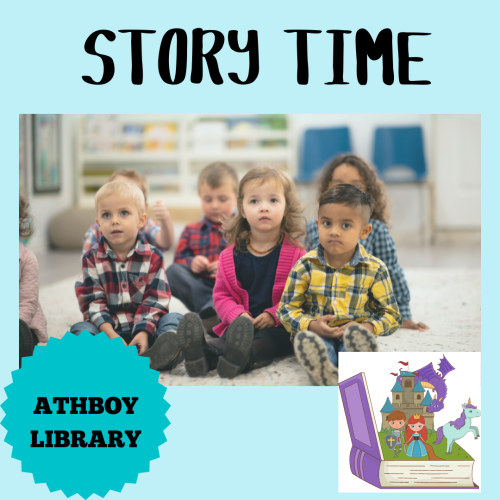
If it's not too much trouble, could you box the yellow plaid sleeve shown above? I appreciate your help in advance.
[364,265,402,336]
[277,259,317,338]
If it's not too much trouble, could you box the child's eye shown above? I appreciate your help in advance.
[271,198,278,203]
[342,223,351,229]
[102,213,110,219]
[219,197,228,203]
[322,221,331,227]
[250,199,258,204]
[120,211,129,217]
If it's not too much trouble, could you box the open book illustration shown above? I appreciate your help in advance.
[339,369,480,489]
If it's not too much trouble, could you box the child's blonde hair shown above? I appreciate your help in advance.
[223,166,305,248]
[95,181,146,215]
[19,195,34,238]
[198,162,238,195]
[110,168,149,202]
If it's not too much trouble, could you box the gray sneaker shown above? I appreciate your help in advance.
[294,331,339,386]
[343,324,379,352]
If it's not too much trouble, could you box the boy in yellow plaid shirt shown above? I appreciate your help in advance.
[277,184,402,386]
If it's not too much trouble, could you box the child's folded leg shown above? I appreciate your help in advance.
[142,312,183,372]
[19,319,34,368]
[293,331,339,386]
[343,324,379,352]
[70,321,100,336]
[166,263,215,314]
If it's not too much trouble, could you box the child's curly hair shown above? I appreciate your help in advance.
[19,195,34,238]
[317,154,390,225]
[223,166,305,249]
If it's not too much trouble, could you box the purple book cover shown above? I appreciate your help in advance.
[339,372,479,490]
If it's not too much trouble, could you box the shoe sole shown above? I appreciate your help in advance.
[177,313,208,377]
[19,319,34,368]
[294,331,339,386]
[217,317,254,379]
[143,331,180,371]
[343,324,379,352]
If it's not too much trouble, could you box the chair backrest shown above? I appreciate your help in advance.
[373,126,427,182]
[299,126,352,181]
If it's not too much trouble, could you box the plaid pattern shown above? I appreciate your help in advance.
[75,233,170,336]
[305,218,411,320]
[82,217,163,256]
[277,244,402,338]
[174,217,226,279]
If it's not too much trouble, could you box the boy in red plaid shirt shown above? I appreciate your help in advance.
[167,163,238,332]
[71,181,182,371]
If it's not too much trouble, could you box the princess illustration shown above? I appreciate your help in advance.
[404,414,443,460]
[405,414,428,457]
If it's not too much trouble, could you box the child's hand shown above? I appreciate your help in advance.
[308,315,343,339]
[207,260,219,278]
[153,200,170,221]
[129,331,149,355]
[401,319,429,331]
[191,255,210,274]
[336,321,374,334]
[253,312,275,330]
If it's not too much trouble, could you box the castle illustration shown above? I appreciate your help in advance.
[380,371,435,431]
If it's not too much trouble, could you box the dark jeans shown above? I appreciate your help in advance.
[70,312,183,346]
[205,324,294,373]
[166,263,215,314]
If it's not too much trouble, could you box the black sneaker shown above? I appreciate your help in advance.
[343,324,379,352]
[217,316,254,379]
[293,331,339,386]
[19,319,34,369]
[177,313,208,377]
[142,331,181,371]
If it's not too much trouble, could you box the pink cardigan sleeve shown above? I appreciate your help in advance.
[19,249,41,325]
[213,253,248,324]
[264,246,307,324]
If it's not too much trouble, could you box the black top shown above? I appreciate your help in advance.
[234,244,281,318]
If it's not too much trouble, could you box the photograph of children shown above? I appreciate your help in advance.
[338,352,481,492]
[18,114,480,385]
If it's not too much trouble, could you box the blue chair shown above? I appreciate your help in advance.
[298,127,352,181]
[372,126,432,242]
[373,126,427,182]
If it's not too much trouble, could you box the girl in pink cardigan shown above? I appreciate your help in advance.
[177,167,306,379]
[19,196,48,368]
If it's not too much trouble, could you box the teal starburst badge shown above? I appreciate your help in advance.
[1,332,170,498]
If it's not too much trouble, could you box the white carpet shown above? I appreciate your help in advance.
[39,268,480,386]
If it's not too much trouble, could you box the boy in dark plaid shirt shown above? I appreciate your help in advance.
[71,181,182,371]
[277,185,402,386]
[167,162,238,330]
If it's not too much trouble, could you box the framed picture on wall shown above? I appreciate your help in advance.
[32,114,61,193]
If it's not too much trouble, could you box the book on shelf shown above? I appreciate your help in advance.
[339,373,478,489]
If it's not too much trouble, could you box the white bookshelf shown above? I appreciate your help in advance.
[76,114,297,209]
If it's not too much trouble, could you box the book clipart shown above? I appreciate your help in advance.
[339,359,480,490]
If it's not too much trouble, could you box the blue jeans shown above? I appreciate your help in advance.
[320,338,346,368]
[70,312,183,343]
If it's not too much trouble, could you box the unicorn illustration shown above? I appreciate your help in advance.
[433,399,481,454]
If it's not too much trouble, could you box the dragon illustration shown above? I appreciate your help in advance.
[393,356,455,413]
[414,355,455,413]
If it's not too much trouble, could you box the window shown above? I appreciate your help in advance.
[395,395,400,400]
[405,380,412,388]
[417,395,421,400]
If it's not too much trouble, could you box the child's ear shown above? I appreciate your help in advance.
[360,223,372,240]
[138,213,147,229]
[315,218,319,228]
[95,218,100,229]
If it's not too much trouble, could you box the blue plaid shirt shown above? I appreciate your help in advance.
[305,218,411,320]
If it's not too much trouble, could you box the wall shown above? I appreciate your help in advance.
[25,115,78,252]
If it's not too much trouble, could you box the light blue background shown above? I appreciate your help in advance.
[1,0,495,498]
